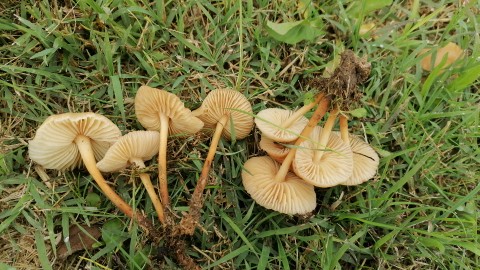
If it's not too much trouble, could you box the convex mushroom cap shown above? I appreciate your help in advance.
[135,85,204,135]
[420,42,463,71]
[96,130,165,223]
[97,131,160,172]
[29,112,121,170]
[242,156,316,215]
[194,88,253,140]
[255,108,309,142]
[293,126,353,187]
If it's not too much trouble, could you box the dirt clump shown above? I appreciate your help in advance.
[309,50,371,109]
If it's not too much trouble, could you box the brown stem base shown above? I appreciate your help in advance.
[178,115,229,235]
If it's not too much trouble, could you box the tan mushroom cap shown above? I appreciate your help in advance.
[333,132,379,186]
[255,108,308,142]
[259,135,293,163]
[97,131,160,172]
[293,126,353,188]
[135,85,204,135]
[420,42,463,71]
[29,112,121,171]
[195,88,253,140]
[242,156,316,215]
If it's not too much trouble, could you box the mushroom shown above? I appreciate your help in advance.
[28,113,153,229]
[259,135,293,163]
[292,126,353,187]
[135,85,204,209]
[179,88,253,234]
[420,42,463,72]
[254,94,324,142]
[96,131,165,224]
[341,135,378,185]
[242,156,315,214]
[242,95,330,214]
[333,115,379,185]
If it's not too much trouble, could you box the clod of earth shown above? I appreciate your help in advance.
[309,49,371,110]
[96,130,165,224]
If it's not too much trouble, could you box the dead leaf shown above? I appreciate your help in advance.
[57,224,101,259]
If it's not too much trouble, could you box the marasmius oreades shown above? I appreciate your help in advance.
[242,95,329,214]
[135,86,204,213]
[179,88,253,235]
[305,50,379,186]
[97,131,166,224]
[28,113,158,233]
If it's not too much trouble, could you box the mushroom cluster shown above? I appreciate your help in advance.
[27,50,379,267]
[242,50,380,215]
[28,86,253,268]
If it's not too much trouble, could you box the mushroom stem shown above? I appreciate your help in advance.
[179,114,229,235]
[158,112,170,208]
[273,95,330,182]
[75,135,157,233]
[280,94,324,129]
[339,114,350,144]
[313,108,339,163]
[130,158,166,224]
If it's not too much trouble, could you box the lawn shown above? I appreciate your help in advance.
[0,0,479,269]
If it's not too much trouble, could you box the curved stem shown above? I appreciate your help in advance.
[158,112,170,208]
[339,114,350,144]
[313,108,339,163]
[280,93,324,129]
[131,158,166,224]
[273,95,330,182]
[75,135,158,235]
[179,114,229,235]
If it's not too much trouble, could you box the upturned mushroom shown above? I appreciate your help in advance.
[28,113,154,230]
[242,95,330,214]
[258,135,293,163]
[179,88,253,235]
[96,131,165,223]
[292,125,353,187]
[333,117,379,186]
[135,86,204,210]
[255,94,324,142]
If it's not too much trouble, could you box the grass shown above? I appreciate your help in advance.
[0,0,479,269]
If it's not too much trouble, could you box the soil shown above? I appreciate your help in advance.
[309,50,371,109]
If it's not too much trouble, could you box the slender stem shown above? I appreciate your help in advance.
[280,93,324,129]
[179,114,229,235]
[75,135,159,237]
[76,135,135,218]
[158,112,170,208]
[273,95,330,182]
[131,158,166,224]
[313,108,339,163]
[339,114,350,144]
